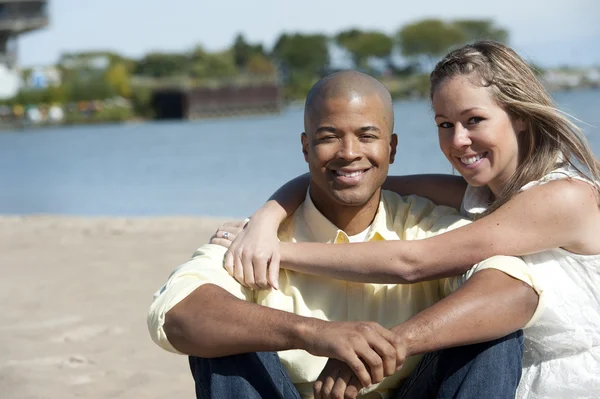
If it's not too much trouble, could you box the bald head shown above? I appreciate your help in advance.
[304,70,394,133]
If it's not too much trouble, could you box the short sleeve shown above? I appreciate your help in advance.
[147,244,253,353]
[440,255,545,328]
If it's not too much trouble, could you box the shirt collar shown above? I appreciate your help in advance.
[301,189,399,243]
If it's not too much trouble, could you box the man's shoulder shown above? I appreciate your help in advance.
[277,202,305,242]
[191,243,228,259]
[381,190,460,217]
[381,190,470,237]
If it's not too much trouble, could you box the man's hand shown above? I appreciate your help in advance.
[314,359,363,399]
[302,321,406,388]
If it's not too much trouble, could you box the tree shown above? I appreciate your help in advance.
[105,62,132,98]
[232,33,265,69]
[335,29,393,69]
[246,53,276,76]
[397,19,466,69]
[189,46,238,79]
[272,33,329,75]
[134,52,190,78]
[452,19,508,43]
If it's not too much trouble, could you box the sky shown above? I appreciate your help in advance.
[17,0,600,68]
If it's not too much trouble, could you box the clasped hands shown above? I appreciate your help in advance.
[304,321,407,398]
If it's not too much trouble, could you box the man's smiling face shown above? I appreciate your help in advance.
[302,93,397,210]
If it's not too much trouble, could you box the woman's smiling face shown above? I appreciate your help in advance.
[432,74,526,195]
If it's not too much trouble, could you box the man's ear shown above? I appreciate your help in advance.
[301,133,309,163]
[389,133,398,164]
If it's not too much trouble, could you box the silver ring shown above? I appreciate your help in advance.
[222,231,230,239]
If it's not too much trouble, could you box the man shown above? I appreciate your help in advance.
[148,71,542,398]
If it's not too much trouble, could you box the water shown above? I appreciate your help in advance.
[2,89,599,218]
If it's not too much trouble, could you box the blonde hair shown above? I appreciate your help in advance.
[430,40,600,215]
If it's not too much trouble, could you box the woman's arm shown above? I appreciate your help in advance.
[223,173,466,288]
[260,173,311,224]
[280,179,599,283]
[382,174,467,209]
[222,173,310,289]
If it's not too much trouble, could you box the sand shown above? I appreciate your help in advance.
[0,215,233,399]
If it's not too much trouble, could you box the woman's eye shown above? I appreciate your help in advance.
[468,117,484,124]
[438,122,453,128]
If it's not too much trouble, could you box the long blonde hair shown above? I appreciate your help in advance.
[430,40,600,215]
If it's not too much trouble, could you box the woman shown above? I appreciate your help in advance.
[214,41,600,398]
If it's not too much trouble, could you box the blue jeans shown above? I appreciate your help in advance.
[393,330,524,398]
[189,330,523,399]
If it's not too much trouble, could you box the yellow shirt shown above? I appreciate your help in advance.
[148,191,544,398]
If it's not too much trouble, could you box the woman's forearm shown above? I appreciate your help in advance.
[264,173,311,220]
[279,241,423,283]
[279,238,479,284]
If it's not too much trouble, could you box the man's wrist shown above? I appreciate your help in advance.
[291,316,323,352]
[392,322,419,358]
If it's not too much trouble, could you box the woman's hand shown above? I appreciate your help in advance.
[209,220,247,248]
[221,214,282,290]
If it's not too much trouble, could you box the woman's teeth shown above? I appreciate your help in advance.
[461,154,483,165]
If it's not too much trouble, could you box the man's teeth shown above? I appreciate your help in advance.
[336,170,365,177]
[460,154,483,165]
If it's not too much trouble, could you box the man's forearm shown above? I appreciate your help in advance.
[393,269,538,357]
[164,284,318,357]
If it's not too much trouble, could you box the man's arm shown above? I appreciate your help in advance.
[147,245,403,387]
[392,267,539,356]
[312,261,541,399]
[164,283,308,357]
[164,284,405,387]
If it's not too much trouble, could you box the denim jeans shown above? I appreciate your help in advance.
[393,330,524,398]
[189,330,524,399]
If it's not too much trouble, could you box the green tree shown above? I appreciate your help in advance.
[134,52,190,78]
[105,62,132,97]
[272,33,329,75]
[246,53,276,76]
[47,85,68,104]
[452,19,508,43]
[336,29,393,69]
[397,19,466,69]
[232,33,265,69]
[189,46,238,79]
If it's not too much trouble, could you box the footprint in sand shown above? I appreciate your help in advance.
[0,315,83,332]
[2,354,93,369]
[50,325,126,343]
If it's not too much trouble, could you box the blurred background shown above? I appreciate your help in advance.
[1,2,599,398]
[0,0,599,217]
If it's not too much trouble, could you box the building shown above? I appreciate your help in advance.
[151,83,284,120]
[0,0,49,98]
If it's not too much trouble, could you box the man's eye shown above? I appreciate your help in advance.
[359,135,377,141]
[320,136,337,142]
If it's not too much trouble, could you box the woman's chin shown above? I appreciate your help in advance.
[463,175,491,188]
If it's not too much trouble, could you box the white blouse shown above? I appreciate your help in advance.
[461,164,600,399]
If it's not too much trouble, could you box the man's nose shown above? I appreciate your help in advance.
[336,136,361,161]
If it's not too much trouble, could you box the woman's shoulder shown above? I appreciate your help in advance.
[520,163,598,192]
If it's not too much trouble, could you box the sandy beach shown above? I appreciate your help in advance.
[0,215,232,399]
